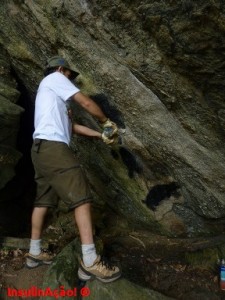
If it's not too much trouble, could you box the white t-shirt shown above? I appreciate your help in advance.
[33,72,80,145]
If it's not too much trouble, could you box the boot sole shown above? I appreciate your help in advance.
[78,268,93,281]
[25,258,52,269]
[78,267,121,283]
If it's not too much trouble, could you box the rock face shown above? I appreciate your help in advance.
[0,0,225,237]
[0,49,22,189]
[41,239,174,300]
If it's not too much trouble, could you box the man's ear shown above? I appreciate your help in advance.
[58,66,63,72]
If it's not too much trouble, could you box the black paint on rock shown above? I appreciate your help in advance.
[90,94,125,128]
[119,146,143,178]
[110,149,120,159]
[144,182,179,211]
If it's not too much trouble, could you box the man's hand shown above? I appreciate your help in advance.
[101,133,118,145]
[101,119,118,138]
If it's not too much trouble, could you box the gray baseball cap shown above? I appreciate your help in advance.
[46,56,79,78]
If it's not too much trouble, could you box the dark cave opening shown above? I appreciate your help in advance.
[0,71,35,237]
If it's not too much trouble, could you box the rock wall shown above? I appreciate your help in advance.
[0,0,225,237]
[0,49,22,189]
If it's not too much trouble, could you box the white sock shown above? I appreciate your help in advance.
[82,244,97,267]
[29,239,41,256]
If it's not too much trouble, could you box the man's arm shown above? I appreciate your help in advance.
[72,92,118,141]
[73,92,107,123]
[72,124,117,145]
[72,124,102,138]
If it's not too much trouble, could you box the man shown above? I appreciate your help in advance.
[26,56,121,283]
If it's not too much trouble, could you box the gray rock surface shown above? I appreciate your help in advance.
[41,239,173,300]
[0,0,225,236]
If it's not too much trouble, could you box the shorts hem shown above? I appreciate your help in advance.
[69,198,93,210]
[33,204,57,208]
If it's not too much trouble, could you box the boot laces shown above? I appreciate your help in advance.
[99,257,115,270]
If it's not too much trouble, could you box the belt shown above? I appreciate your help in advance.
[34,138,46,145]
[33,139,47,153]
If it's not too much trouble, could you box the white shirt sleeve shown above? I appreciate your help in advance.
[49,72,80,101]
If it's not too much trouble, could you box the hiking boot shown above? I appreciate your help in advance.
[78,255,121,283]
[25,252,53,269]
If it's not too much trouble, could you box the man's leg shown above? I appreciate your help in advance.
[74,203,94,245]
[26,206,53,268]
[29,207,48,255]
[31,207,48,241]
[76,203,122,282]
[74,203,97,267]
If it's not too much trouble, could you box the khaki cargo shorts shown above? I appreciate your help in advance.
[31,139,92,210]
